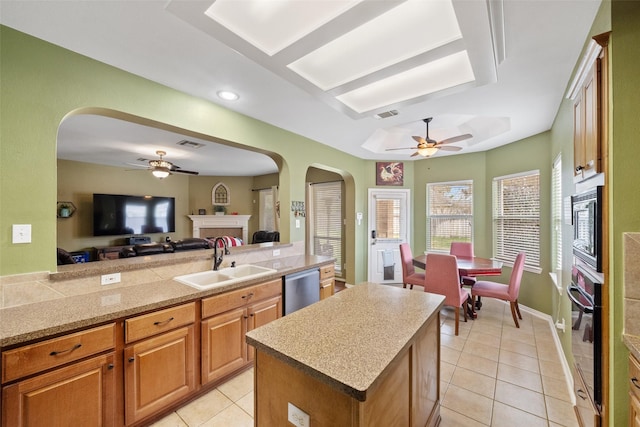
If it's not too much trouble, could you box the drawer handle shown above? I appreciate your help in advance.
[632,377,640,389]
[242,293,254,299]
[49,343,82,356]
[576,388,588,400]
[153,316,174,326]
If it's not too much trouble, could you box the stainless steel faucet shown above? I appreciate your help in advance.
[212,237,230,270]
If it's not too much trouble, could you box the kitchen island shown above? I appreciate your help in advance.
[246,283,445,427]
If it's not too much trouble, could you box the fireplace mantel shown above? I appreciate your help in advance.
[188,215,251,243]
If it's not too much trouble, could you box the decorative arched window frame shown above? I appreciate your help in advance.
[212,182,230,206]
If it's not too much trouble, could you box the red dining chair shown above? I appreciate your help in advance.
[449,242,477,287]
[399,243,425,290]
[471,252,526,328]
[424,253,470,335]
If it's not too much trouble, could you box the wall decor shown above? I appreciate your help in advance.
[291,201,306,217]
[376,162,404,186]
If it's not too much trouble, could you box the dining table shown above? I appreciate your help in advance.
[412,254,503,277]
[413,254,503,315]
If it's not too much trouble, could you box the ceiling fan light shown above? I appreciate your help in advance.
[418,146,439,157]
[152,167,171,179]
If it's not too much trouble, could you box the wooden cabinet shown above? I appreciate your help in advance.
[124,302,196,426]
[1,323,116,427]
[573,61,600,180]
[570,36,609,183]
[320,263,335,300]
[201,279,281,385]
[629,355,640,427]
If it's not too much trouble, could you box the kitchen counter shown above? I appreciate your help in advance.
[246,283,445,426]
[0,253,333,348]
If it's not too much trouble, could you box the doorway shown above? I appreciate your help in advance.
[367,189,410,283]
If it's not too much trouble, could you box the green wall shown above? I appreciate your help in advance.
[609,1,640,424]
[0,26,367,283]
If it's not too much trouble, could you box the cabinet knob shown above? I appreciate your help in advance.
[107,363,115,370]
[575,165,585,172]
[632,377,640,389]
[128,357,135,363]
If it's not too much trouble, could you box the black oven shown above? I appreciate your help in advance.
[568,265,602,409]
[572,186,603,272]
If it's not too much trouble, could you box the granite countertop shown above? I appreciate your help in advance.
[0,254,333,348]
[245,283,445,401]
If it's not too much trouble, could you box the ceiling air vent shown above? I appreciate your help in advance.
[176,140,205,149]
[374,110,399,119]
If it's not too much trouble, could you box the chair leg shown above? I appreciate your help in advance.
[454,308,460,336]
[463,301,467,322]
[509,301,520,328]
[514,299,522,319]
[403,283,407,288]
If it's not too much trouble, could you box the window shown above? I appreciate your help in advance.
[258,189,275,231]
[551,156,562,272]
[426,180,473,251]
[309,182,343,275]
[492,170,540,270]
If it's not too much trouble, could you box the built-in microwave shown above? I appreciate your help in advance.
[572,186,603,272]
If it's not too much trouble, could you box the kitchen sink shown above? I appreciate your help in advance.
[219,264,277,279]
[174,264,277,290]
[173,270,236,290]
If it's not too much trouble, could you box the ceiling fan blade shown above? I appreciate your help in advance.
[438,133,472,145]
[386,146,418,151]
[173,169,199,175]
[125,162,150,169]
[410,151,421,157]
[412,136,427,144]
[438,145,463,152]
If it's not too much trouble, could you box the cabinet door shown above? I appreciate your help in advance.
[201,307,247,385]
[583,63,599,175]
[631,392,640,427]
[124,325,196,425]
[573,91,585,178]
[2,353,116,427]
[320,277,335,300]
[247,296,282,361]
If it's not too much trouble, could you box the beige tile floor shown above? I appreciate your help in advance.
[152,296,577,427]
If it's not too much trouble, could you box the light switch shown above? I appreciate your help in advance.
[296,219,300,228]
[12,224,32,244]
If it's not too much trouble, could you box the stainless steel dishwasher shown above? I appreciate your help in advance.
[283,269,320,315]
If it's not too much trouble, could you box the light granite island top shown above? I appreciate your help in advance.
[246,283,445,427]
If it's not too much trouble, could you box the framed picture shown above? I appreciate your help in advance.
[376,162,404,186]
[198,208,206,215]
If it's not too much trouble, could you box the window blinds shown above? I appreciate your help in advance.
[426,181,473,251]
[492,171,540,268]
[551,157,563,272]
[311,182,342,275]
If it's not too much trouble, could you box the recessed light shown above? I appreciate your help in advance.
[217,90,239,101]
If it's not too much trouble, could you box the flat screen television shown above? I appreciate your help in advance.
[93,193,176,236]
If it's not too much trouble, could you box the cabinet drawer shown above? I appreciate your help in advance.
[202,279,282,318]
[320,264,335,280]
[126,302,195,343]
[2,323,115,383]
[630,355,640,400]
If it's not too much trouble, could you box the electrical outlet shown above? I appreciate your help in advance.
[287,403,309,427]
[273,249,280,257]
[101,273,121,285]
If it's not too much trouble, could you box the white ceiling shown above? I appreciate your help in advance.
[0,0,601,176]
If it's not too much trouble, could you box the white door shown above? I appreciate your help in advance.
[367,189,410,283]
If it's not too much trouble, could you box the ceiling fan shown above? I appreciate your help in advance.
[131,150,200,179]
[386,118,472,158]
